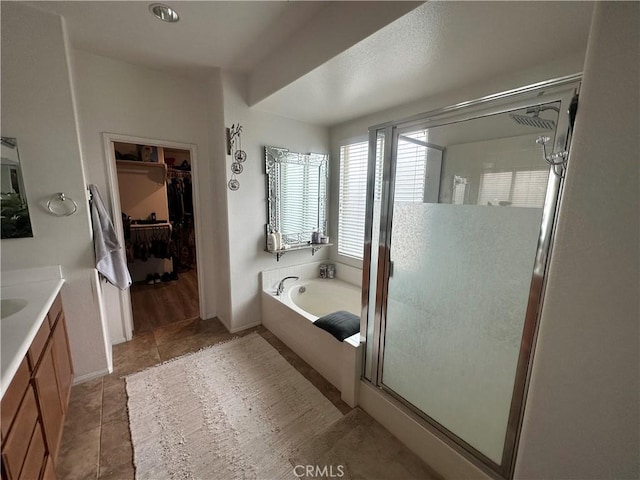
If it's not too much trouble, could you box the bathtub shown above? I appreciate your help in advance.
[283,279,361,323]
[261,277,363,407]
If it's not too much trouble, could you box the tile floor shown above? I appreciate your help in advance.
[55,317,351,479]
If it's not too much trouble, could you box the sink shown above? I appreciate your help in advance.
[1,298,28,319]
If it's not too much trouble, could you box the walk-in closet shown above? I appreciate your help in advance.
[114,141,198,332]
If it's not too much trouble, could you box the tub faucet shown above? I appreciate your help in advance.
[276,276,298,296]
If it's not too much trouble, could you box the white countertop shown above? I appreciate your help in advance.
[1,271,64,398]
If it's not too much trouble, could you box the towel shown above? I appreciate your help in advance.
[88,184,131,290]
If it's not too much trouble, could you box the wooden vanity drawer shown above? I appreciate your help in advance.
[1,386,39,479]
[1,358,30,439]
[47,294,63,329]
[27,320,51,370]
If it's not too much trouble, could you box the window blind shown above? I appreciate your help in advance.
[338,141,369,258]
[478,169,548,207]
[338,132,431,259]
[395,132,427,203]
[281,163,319,234]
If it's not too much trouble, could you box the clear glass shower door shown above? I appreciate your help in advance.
[373,99,569,471]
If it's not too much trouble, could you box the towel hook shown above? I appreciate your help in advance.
[47,192,78,217]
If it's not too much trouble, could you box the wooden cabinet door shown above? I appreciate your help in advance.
[1,358,30,440]
[17,423,46,480]
[1,386,39,480]
[41,455,56,480]
[52,315,73,413]
[33,342,64,461]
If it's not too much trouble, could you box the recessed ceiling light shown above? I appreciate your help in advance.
[149,3,179,23]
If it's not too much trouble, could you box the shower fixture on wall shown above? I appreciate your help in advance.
[509,105,559,130]
[536,135,569,178]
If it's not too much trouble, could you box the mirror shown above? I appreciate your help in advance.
[1,137,33,239]
[265,146,328,248]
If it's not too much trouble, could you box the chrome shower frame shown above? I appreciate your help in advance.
[359,73,582,479]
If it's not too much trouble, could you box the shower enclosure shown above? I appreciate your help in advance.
[361,76,580,477]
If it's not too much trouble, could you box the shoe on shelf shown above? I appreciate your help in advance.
[146,274,154,285]
[153,273,161,284]
[161,272,171,282]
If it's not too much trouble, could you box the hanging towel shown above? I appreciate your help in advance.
[88,184,132,290]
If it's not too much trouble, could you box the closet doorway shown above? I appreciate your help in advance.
[104,135,203,337]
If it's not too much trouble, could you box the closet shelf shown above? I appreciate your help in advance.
[130,222,171,230]
[116,160,167,182]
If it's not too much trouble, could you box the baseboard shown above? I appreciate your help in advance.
[201,311,217,321]
[111,335,127,345]
[229,320,262,333]
[73,368,111,385]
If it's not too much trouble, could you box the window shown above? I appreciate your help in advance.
[280,162,320,235]
[395,132,428,203]
[339,133,438,259]
[478,169,548,207]
[338,141,369,259]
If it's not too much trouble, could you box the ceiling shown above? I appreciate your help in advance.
[254,1,594,125]
[28,1,594,127]
[29,1,329,74]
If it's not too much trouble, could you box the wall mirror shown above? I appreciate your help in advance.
[265,146,328,249]
[1,137,33,239]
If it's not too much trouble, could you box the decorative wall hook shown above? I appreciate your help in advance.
[226,123,246,191]
[226,123,243,155]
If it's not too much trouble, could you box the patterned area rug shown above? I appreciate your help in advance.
[126,333,343,479]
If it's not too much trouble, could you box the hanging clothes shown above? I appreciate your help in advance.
[166,170,196,271]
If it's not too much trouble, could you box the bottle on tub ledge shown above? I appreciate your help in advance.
[327,264,335,279]
[319,263,335,279]
[267,230,279,252]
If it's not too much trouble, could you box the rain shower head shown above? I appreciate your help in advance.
[509,113,556,130]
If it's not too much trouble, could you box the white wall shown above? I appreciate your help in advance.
[222,73,330,332]
[1,3,110,379]
[207,74,233,326]
[71,50,221,342]
[515,2,639,477]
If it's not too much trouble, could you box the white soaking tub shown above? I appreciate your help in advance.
[261,277,362,407]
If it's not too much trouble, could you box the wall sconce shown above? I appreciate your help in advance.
[226,123,246,191]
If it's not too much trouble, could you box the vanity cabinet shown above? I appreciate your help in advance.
[1,293,73,480]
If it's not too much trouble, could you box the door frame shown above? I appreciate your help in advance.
[102,132,205,341]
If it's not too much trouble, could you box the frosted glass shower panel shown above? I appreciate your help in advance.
[382,204,542,462]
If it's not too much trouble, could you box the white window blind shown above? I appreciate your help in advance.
[478,169,548,207]
[512,170,548,207]
[339,141,369,258]
[395,132,427,203]
[339,132,434,259]
[281,163,319,234]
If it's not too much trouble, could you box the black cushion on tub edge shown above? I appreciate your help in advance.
[313,310,360,342]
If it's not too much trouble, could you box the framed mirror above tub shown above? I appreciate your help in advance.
[1,137,33,239]
[265,146,329,258]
